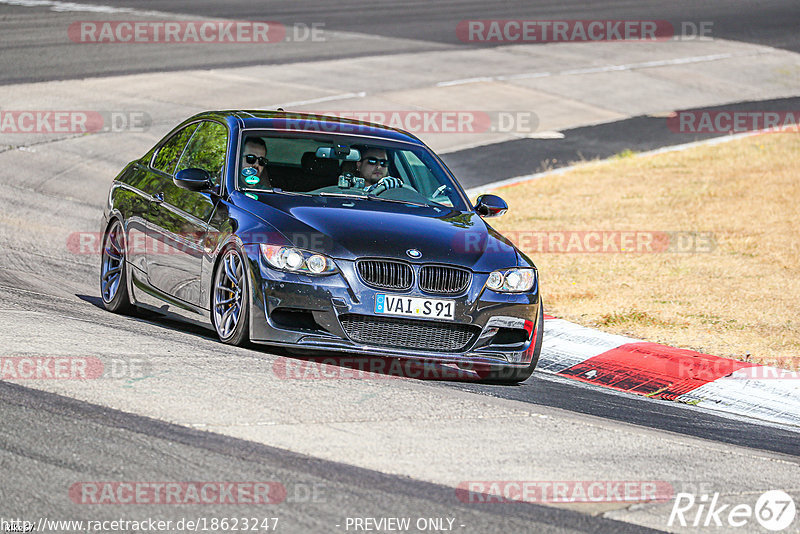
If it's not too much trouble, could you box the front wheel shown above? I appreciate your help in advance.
[212,246,250,346]
[477,301,544,384]
[100,219,133,314]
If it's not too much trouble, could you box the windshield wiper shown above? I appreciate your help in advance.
[316,191,369,199]
[364,194,430,208]
[240,188,311,197]
[239,188,430,208]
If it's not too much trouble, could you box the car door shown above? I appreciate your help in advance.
[146,120,227,307]
[121,122,198,278]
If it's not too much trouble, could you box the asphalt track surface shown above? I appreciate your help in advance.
[37,297,800,458]
[1,382,659,534]
[2,1,800,533]
[1,0,798,85]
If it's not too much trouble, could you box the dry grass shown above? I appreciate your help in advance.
[488,133,800,370]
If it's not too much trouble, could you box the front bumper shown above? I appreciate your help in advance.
[247,252,540,368]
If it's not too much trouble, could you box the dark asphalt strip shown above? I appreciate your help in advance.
[442,96,800,189]
[0,381,663,533]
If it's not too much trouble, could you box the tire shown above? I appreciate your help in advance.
[100,219,133,314]
[477,301,544,384]
[211,245,250,346]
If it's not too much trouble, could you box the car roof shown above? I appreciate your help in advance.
[190,110,424,145]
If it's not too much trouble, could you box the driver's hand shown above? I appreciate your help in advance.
[366,176,403,194]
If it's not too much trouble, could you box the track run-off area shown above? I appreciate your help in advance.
[1,1,799,533]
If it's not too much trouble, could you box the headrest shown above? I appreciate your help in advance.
[301,152,340,177]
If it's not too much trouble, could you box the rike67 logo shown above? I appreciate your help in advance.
[669,490,796,531]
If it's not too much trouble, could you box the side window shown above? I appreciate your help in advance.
[175,121,228,184]
[152,124,198,175]
[392,151,410,183]
[400,151,434,193]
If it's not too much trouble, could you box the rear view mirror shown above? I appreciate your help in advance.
[316,145,361,161]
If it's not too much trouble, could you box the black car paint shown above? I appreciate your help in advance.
[102,111,541,372]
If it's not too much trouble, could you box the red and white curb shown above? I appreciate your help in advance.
[539,316,800,428]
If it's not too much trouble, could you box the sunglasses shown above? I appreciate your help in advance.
[244,154,269,166]
[362,157,389,167]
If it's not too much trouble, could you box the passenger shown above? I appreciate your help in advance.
[241,136,270,187]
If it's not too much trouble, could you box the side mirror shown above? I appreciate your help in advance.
[174,168,213,192]
[475,194,508,217]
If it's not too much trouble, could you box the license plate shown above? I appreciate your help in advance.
[375,294,455,320]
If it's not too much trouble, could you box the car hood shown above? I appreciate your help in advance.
[234,192,519,270]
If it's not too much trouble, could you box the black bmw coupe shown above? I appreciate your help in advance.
[100,111,542,383]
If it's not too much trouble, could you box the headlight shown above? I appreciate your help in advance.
[485,268,536,293]
[486,271,504,291]
[259,244,337,275]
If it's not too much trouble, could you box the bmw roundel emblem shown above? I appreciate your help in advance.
[406,249,422,259]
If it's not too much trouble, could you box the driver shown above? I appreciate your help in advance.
[355,147,403,194]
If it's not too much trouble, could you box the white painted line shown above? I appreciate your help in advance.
[276,91,367,109]
[437,51,764,87]
[437,76,496,88]
[496,72,553,81]
[0,0,173,16]
[555,53,738,76]
[524,131,565,139]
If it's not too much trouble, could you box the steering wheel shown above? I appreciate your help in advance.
[372,184,393,196]
[367,176,403,196]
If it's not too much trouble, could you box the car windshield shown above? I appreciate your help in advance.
[236,131,469,211]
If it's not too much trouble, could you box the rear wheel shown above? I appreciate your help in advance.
[212,246,250,346]
[477,301,544,384]
[100,219,133,314]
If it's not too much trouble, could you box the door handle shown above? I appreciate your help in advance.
[153,192,164,203]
